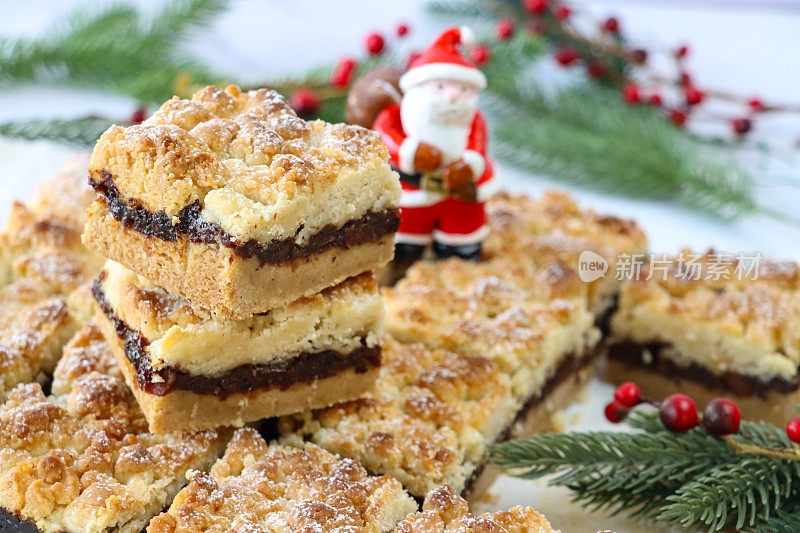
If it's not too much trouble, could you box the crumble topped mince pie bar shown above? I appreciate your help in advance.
[394,485,554,533]
[83,84,401,319]
[606,250,800,424]
[0,324,228,533]
[93,260,384,433]
[146,427,417,533]
[484,190,647,318]
[383,258,599,414]
[280,336,515,499]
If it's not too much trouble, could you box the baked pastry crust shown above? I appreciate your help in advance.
[0,162,102,398]
[383,258,598,403]
[485,190,647,316]
[610,250,800,381]
[93,266,384,433]
[83,85,401,318]
[146,427,417,533]
[280,336,515,498]
[394,485,554,533]
[607,250,800,423]
[0,324,228,533]
[97,260,383,377]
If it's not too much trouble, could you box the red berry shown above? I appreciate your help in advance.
[330,57,357,87]
[659,393,699,432]
[396,22,410,38]
[290,89,320,117]
[748,97,765,112]
[669,110,687,127]
[130,107,147,125]
[523,0,548,14]
[587,61,607,79]
[787,418,800,443]
[679,71,692,87]
[630,48,648,65]
[554,5,571,20]
[702,398,741,436]
[614,382,642,408]
[495,19,515,40]
[685,86,705,106]
[622,83,640,104]
[554,46,580,66]
[470,44,491,66]
[731,117,752,136]
[648,93,663,106]
[676,44,690,58]
[602,17,619,34]
[605,401,629,423]
[364,32,385,55]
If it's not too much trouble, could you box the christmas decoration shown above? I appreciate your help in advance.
[364,31,386,55]
[367,26,499,262]
[492,384,800,532]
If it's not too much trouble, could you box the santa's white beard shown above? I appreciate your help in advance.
[400,86,477,164]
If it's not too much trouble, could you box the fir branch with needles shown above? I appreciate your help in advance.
[490,411,800,532]
[0,0,227,103]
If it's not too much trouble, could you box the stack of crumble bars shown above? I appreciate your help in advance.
[81,85,403,433]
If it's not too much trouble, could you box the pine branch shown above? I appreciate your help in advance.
[745,498,800,533]
[490,411,800,531]
[0,116,116,147]
[0,0,227,103]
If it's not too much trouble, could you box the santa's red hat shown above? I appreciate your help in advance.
[400,26,487,91]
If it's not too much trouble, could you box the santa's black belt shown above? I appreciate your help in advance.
[394,168,423,188]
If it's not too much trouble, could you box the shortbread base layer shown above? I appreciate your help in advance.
[605,357,799,426]
[83,201,395,319]
[463,359,595,505]
[96,312,380,433]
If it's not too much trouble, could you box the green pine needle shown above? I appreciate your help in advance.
[490,411,800,532]
[0,0,227,103]
[0,116,116,147]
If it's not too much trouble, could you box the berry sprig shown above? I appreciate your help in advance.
[606,382,800,460]
[464,0,800,139]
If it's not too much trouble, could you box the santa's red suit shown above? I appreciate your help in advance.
[374,105,498,247]
[372,26,500,253]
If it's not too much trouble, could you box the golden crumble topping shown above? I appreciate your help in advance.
[485,190,647,312]
[611,250,800,380]
[90,85,393,217]
[395,486,554,533]
[0,174,102,398]
[279,336,514,498]
[383,259,597,400]
[0,324,228,533]
[147,428,417,533]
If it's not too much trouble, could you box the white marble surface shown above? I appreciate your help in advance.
[2,1,800,531]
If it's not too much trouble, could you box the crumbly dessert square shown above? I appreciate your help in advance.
[93,261,384,433]
[280,336,515,499]
[146,427,417,533]
[607,250,800,424]
[484,190,647,317]
[0,186,102,399]
[0,324,228,533]
[383,258,599,405]
[394,485,554,533]
[83,84,401,318]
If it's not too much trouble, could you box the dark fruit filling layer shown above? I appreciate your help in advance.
[89,170,400,266]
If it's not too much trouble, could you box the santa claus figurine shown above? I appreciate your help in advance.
[372,26,499,262]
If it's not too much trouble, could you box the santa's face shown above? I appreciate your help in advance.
[401,79,479,163]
